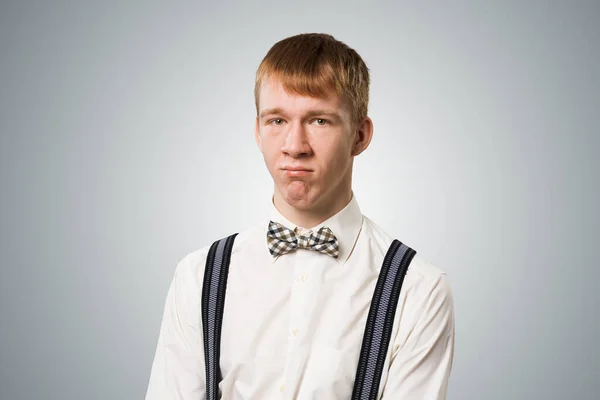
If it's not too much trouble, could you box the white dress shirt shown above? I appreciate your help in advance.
[146,193,455,399]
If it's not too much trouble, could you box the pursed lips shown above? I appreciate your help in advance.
[281,166,313,176]
[282,166,312,171]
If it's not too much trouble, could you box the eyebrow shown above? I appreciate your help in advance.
[259,108,285,119]
[259,108,342,120]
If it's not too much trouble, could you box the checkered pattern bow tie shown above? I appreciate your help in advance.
[267,220,339,258]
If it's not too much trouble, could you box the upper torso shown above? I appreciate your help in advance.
[146,194,454,399]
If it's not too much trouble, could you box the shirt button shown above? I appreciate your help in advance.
[280,384,285,392]
[292,328,299,336]
[298,272,308,282]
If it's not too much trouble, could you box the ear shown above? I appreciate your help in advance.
[351,116,374,156]
[254,117,262,153]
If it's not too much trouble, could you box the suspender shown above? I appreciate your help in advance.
[201,234,415,400]
[351,239,415,400]
[201,233,238,400]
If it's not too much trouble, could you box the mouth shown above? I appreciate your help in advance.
[281,167,313,177]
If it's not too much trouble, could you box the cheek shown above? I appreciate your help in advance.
[262,131,284,149]
[324,138,351,167]
[261,139,281,169]
[330,153,351,174]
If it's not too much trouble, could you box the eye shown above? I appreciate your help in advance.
[269,118,285,126]
[312,118,329,126]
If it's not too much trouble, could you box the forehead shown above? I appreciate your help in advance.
[259,76,348,114]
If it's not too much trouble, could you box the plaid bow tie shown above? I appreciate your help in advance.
[267,220,339,258]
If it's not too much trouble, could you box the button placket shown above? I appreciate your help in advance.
[282,250,312,396]
[298,271,308,282]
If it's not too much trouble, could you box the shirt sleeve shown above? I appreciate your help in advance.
[145,254,206,400]
[381,273,455,399]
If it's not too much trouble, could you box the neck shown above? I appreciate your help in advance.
[272,185,353,229]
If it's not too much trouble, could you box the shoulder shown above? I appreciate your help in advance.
[363,215,453,297]
[363,215,455,339]
[174,219,267,279]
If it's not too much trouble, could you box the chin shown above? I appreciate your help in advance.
[284,197,316,211]
[280,183,320,209]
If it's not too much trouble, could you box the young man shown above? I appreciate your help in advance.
[146,33,455,399]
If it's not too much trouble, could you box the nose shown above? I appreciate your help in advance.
[281,121,312,158]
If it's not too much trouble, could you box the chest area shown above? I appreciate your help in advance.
[219,251,385,398]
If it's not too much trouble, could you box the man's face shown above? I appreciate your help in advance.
[255,76,357,212]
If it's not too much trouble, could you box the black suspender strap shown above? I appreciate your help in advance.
[201,235,415,400]
[351,239,416,400]
[201,233,238,400]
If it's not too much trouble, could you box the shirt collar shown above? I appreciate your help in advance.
[267,191,364,265]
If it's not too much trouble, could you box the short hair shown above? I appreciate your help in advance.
[254,33,370,126]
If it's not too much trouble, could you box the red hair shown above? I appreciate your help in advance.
[254,33,370,125]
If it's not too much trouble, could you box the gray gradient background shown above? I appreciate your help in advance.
[0,1,598,399]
